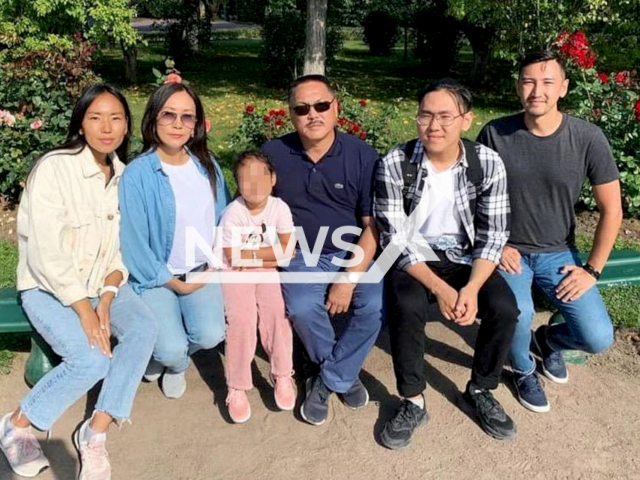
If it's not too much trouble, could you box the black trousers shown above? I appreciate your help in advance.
[386,252,519,397]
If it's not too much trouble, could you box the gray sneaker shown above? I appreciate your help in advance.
[0,413,50,477]
[161,370,187,399]
[339,377,369,409]
[300,376,331,426]
[380,399,429,450]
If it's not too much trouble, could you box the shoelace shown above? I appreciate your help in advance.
[82,440,109,477]
[472,389,502,417]
[520,374,544,395]
[391,402,420,428]
[8,429,42,463]
[225,389,245,406]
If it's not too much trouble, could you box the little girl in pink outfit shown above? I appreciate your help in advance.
[220,150,296,423]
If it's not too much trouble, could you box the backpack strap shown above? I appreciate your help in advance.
[400,138,419,215]
[461,138,484,215]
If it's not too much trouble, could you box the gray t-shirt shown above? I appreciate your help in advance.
[477,113,619,253]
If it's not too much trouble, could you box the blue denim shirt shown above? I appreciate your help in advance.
[119,149,231,294]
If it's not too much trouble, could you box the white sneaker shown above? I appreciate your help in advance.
[143,358,165,382]
[0,413,50,477]
[73,419,110,480]
[161,370,187,399]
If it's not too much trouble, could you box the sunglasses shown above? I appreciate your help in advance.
[157,111,197,128]
[291,98,336,116]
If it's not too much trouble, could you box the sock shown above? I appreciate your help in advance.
[83,424,107,444]
[408,396,425,409]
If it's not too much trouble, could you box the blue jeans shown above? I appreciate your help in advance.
[140,281,225,373]
[500,249,614,375]
[19,285,157,431]
[280,251,384,393]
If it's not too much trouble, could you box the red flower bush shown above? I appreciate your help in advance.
[598,72,609,84]
[246,105,255,114]
[635,100,640,121]
[359,99,367,107]
[556,30,596,69]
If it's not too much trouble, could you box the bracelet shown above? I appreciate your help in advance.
[582,263,601,280]
[99,285,119,298]
[252,251,257,261]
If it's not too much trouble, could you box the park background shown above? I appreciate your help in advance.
[0,2,639,478]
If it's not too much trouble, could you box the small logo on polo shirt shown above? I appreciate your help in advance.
[334,183,344,189]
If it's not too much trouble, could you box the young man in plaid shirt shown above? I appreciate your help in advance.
[374,79,519,449]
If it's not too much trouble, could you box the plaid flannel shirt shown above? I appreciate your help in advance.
[373,138,510,271]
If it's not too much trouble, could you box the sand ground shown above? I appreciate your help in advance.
[1,311,639,480]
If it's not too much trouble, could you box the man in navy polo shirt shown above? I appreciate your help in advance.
[262,74,383,426]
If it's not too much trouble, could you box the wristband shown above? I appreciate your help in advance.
[582,263,601,280]
[99,285,119,298]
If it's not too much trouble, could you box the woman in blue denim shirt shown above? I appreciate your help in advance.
[119,82,230,399]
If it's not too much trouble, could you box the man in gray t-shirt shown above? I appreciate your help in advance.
[477,50,622,414]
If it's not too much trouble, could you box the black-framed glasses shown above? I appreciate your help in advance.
[291,98,336,116]
[416,112,465,127]
[157,111,197,128]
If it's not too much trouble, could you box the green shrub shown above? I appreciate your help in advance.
[361,10,400,56]
[0,36,98,201]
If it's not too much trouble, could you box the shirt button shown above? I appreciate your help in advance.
[312,168,316,172]
[107,214,114,220]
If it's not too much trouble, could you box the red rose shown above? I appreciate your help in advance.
[359,99,367,107]
[277,109,286,116]
[246,105,255,114]
[635,99,640,121]
[359,132,367,140]
[597,72,609,84]
[615,71,626,84]
[164,73,182,84]
[351,124,360,133]
[275,119,284,127]
[268,109,277,116]
[556,30,596,69]
[263,115,271,122]
[593,108,601,119]
[338,118,347,126]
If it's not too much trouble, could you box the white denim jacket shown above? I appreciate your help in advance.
[17,146,128,306]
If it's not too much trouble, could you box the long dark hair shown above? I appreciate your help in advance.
[140,83,217,197]
[29,84,132,177]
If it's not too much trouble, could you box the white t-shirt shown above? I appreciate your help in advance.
[220,196,294,269]
[411,159,466,251]
[163,158,214,274]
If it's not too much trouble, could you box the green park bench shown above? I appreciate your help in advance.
[1,250,640,386]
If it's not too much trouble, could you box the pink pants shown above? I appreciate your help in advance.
[222,279,293,391]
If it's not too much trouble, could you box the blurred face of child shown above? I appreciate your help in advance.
[236,157,276,208]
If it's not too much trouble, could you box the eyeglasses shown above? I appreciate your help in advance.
[416,112,465,127]
[291,98,336,116]
[157,111,197,128]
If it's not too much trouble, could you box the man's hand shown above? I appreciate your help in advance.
[326,282,356,316]
[499,246,522,274]
[556,265,597,302]
[433,283,459,321]
[453,286,479,326]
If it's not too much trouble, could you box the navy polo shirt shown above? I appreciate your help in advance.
[262,130,379,254]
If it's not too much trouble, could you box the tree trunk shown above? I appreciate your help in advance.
[461,18,495,86]
[303,0,327,75]
[121,41,138,85]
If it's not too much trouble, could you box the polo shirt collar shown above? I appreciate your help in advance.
[289,128,344,159]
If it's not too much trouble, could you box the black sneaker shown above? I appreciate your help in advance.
[339,377,369,409]
[379,398,429,450]
[464,382,517,440]
[300,376,331,426]
[514,372,550,413]
[534,326,568,384]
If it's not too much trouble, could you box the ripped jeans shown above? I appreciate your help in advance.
[19,285,157,431]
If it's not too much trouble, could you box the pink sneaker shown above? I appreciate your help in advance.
[73,420,110,480]
[273,375,297,411]
[0,413,50,477]
[226,389,251,424]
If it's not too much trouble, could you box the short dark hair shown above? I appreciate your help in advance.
[417,78,472,113]
[233,149,275,186]
[519,50,566,79]
[289,74,335,103]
